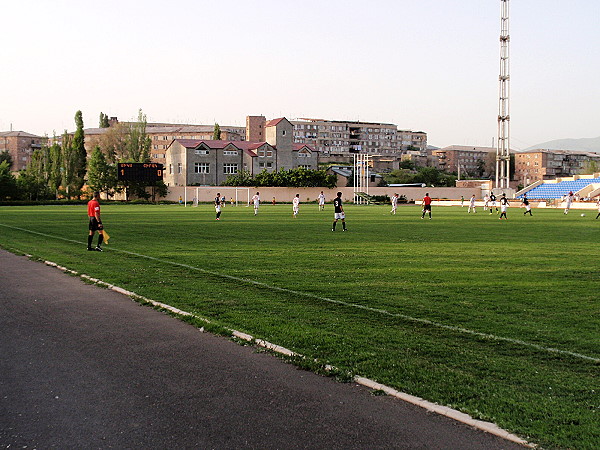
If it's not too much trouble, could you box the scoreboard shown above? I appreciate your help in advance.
[118,163,163,182]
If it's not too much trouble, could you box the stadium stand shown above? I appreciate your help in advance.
[517,177,600,199]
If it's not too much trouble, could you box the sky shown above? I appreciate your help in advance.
[1,0,598,149]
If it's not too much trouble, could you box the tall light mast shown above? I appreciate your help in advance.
[496,0,510,190]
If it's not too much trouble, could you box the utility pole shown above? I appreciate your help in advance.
[496,0,511,190]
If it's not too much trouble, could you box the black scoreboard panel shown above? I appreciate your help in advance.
[118,163,163,182]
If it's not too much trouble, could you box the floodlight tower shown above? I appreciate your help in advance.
[496,0,511,190]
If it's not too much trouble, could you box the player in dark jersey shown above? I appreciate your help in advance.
[332,192,347,231]
[489,192,498,214]
[215,193,222,220]
[522,194,532,216]
[499,193,509,220]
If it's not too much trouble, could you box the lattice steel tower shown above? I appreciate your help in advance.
[496,0,510,189]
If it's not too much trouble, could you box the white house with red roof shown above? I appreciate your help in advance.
[165,117,319,186]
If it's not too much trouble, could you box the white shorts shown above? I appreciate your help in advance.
[254,202,259,208]
[334,212,345,220]
[215,205,221,213]
[501,205,507,212]
[525,205,531,211]
[491,201,497,207]
[293,207,299,213]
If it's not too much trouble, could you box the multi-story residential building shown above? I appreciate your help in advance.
[289,117,426,156]
[0,131,43,171]
[515,149,600,185]
[165,118,318,186]
[432,145,497,176]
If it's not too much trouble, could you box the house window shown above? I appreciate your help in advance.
[195,149,209,155]
[258,150,265,157]
[223,150,238,156]
[266,150,273,157]
[195,163,210,173]
[282,130,286,136]
[169,164,173,174]
[223,163,238,174]
[299,164,311,169]
[177,163,182,174]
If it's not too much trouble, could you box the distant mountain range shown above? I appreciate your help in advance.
[524,136,600,153]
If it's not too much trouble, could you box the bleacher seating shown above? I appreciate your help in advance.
[518,178,600,199]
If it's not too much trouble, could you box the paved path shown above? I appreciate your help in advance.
[0,249,524,449]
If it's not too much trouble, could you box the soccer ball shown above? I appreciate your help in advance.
[581,213,586,217]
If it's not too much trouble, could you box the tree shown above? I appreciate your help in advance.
[126,109,151,162]
[581,159,600,175]
[213,123,222,140]
[0,151,13,169]
[99,112,110,128]
[72,110,87,196]
[0,161,17,200]
[94,122,129,164]
[61,130,76,197]
[87,146,117,196]
[48,142,62,199]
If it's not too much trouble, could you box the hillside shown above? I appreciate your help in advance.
[524,136,600,153]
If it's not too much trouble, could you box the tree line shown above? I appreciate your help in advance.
[0,109,166,201]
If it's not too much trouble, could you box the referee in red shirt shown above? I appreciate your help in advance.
[87,191,104,251]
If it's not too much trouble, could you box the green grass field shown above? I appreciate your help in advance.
[1,203,598,448]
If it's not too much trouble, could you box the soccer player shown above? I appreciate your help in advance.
[215,193,222,220]
[318,191,326,211]
[522,193,532,216]
[596,197,600,219]
[252,192,260,215]
[489,192,498,214]
[460,195,465,207]
[468,194,477,213]
[483,193,490,210]
[421,193,432,219]
[390,193,399,215]
[87,191,104,251]
[332,192,347,231]
[293,193,300,218]
[564,191,574,214]
[499,193,509,220]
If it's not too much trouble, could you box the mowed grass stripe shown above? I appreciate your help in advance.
[2,220,598,364]
[1,204,599,448]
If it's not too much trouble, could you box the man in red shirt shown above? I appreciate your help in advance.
[87,191,104,251]
[421,193,432,220]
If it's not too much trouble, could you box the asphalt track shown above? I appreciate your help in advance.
[0,249,525,449]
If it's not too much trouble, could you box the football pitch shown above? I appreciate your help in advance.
[0,203,598,448]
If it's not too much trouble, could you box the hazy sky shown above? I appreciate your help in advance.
[1,0,598,149]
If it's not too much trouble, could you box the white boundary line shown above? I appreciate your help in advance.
[1,223,598,364]
[27,255,530,447]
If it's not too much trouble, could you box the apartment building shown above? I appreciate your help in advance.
[289,118,427,156]
[0,131,43,171]
[515,149,600,185]
[432,145,496,175]
[165,118,318,186]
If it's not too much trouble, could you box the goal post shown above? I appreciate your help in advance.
[183,186,250,207]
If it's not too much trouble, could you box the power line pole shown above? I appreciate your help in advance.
[496,0,511,190]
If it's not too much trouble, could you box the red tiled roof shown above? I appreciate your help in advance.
[293,143,319,152]
[171,139,272,157]
[265,118,288,127]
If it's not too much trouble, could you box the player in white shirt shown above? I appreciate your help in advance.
[318,191,326,211]
[564,191,574,215]
[596,198,600,219]
[483,194,490,210]
[292,194,300,218]
[251,192,260,215]
[390,193,399,215]
[468,194,477,213]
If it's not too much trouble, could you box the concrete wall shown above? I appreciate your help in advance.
[162,186,492,204]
